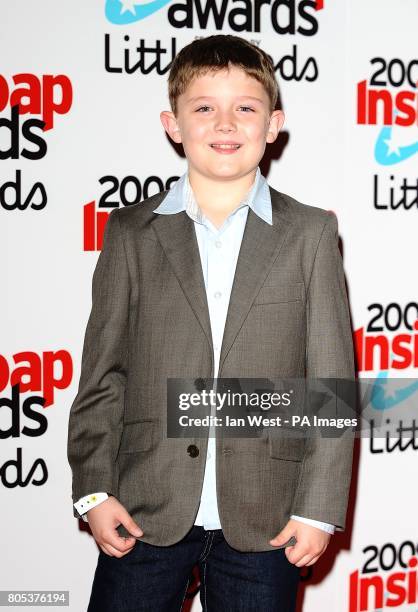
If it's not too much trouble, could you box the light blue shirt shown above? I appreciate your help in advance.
[152,166,335,535]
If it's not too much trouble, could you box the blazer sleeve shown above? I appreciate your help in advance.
[67,208,129,507]
[290,212,355,531]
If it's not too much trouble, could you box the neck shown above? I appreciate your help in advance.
[188,167,257,214]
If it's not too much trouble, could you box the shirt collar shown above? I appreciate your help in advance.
[152,166,272,226]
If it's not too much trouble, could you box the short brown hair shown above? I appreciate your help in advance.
[168,34,279,116]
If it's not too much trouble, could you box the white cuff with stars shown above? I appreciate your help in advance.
[74,492,109,522]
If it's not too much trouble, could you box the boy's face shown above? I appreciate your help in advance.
[161,65,284,182]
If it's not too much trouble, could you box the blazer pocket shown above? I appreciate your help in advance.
[119,420,154,454]
[268,434,305,462]
[253,282,304,305]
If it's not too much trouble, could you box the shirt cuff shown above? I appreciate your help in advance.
[74,492,109,522]
[290,515,335,534]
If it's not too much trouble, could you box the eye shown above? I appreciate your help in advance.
[195,105,255,113]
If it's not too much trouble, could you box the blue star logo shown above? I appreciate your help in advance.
[371,361,418,412]
[375,112,418,165]
[105,0,172,25]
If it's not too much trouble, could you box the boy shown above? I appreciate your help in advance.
[67,34,355,611]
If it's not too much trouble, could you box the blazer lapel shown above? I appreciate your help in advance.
[150,186,291,377]
[151,210,214,353]
[218,188,291,375]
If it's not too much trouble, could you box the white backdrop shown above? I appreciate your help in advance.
[2,1,418,611]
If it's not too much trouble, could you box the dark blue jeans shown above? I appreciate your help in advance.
[87,525,300,611]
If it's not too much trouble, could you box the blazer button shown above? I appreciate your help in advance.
[187,444,199,458]
[222,448,233,456]
[194,378,206,391]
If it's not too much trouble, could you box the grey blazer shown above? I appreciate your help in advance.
[67,185,355,552]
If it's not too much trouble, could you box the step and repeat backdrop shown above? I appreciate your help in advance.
[2,1,418,611]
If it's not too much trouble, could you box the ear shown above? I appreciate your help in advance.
[160,110,182,144]
[266,109,285,144]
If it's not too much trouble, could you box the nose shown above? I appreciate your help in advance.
[214,110,237,133]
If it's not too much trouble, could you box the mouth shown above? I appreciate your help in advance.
[209,142,242,155]
[209,143,242,150]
